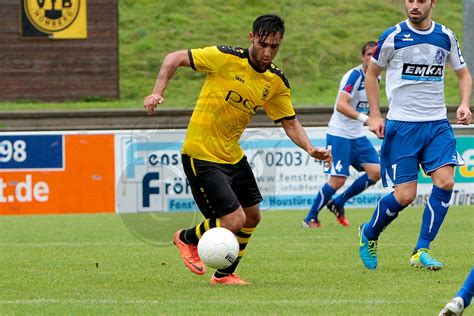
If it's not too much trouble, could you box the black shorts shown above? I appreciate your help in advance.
[182,154,262,218]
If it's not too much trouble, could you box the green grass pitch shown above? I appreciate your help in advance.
[1,206,472,315]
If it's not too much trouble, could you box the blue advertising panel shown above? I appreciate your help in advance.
[0,135,64,170]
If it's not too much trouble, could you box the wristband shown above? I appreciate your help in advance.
[356,113,369,123]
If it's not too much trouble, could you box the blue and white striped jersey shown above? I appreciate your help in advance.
[372,19,466,122]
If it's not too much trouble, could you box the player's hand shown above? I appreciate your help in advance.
[144,94,165,114]
[456,104,472,125]
[308,147,332,169]
[368,116,385,139]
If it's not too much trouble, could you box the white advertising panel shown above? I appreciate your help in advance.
[114,127,473,213]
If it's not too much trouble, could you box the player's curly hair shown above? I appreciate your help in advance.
[252,14,285,40]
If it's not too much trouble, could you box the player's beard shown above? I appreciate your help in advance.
[407,9,431,26]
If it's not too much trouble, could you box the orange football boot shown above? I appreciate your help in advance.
[210,273,250,285]
[173,230,206,275]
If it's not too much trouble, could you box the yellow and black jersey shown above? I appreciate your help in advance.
[182,45,295,164]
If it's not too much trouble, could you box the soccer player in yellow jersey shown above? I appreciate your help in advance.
[144,14,331,285]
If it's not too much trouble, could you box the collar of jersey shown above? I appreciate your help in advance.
[405,19,435,35]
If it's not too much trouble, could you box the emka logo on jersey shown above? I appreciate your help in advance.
[356,101,369,113]
[401,63,443,81]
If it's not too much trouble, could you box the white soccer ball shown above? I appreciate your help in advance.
[197,227,239,270]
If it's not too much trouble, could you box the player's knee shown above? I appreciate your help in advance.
[368,172,381,182]
[435,179,454,191]
[245,211,261,227]
[395,190,416,206]
[365,167,381,182]
[220,210,246,233]
[398,196,414,207]
[329,177,346,190]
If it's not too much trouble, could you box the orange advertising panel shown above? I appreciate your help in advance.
[0,134,115,215]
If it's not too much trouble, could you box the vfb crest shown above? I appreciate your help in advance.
[262,85,271,101]
[23,0,81,34]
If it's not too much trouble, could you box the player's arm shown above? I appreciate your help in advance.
[144,50,191,114]
[281,118,332,166]
[365,61,385,138]
[336,92,367,123]
[454,67,472,125]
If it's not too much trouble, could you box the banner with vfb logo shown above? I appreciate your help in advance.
[21,0,87,39]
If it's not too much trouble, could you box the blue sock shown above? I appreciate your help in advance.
[415,185,452,250]
[305,183,336,221]
[333,173,376,207]
[364,192,405,240]
[456,268,474,308]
